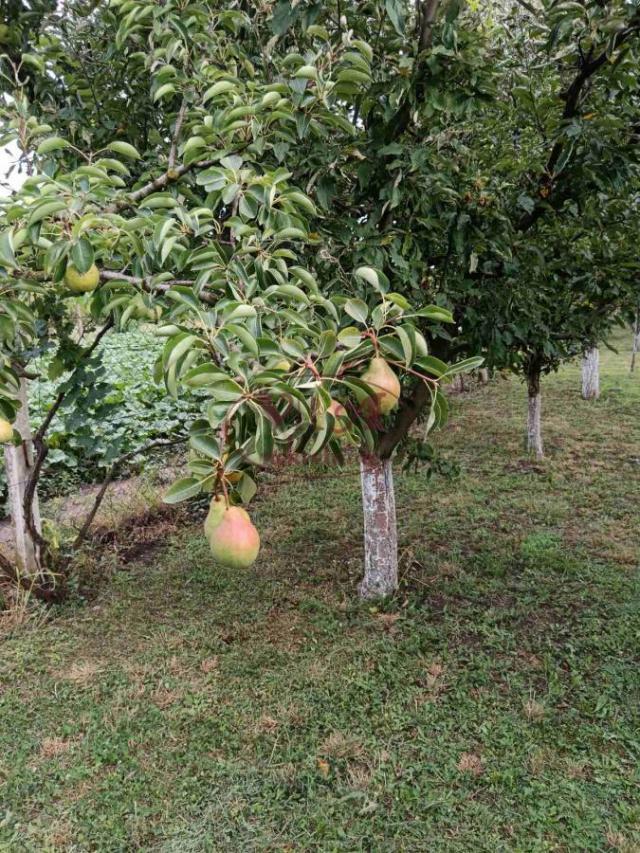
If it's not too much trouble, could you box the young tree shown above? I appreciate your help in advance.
[446,1,640,455]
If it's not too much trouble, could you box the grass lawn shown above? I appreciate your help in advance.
[1,330,639,851]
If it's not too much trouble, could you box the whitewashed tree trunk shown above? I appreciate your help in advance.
[3,378,41,573]
[359,454,398,599]
[451,374,465,394]
[581,346,600,400]
[526,373,543,460]
[478,368,489,384]
[631,312,640,373]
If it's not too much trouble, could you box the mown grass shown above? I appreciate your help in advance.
[1,330,639,851]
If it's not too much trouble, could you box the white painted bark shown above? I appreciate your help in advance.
[478,368,489,384]
[631,312,640,373]
[526,374,543,460]
[451,374,465,394]
[359,454,398,599]
[581,347,600,400]
[3,379,41,572]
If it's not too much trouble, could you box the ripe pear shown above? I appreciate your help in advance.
[65,263,100,293]
[209,504,260,569]
[360,356,401,416]
[328,399,349,437]
[204,496,226,539]
[0,418,13,443]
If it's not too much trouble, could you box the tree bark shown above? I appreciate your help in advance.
[631,311,640,373]
[526,371,544,460]
[359,454,398,599]
[478,368,489,384]
[3,378,42,573]
[581,346,600,400]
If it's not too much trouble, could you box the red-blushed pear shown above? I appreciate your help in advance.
[204,496,226,539]
[0,418,13,443]
[65,263,100,294]
[360,356,401,416]
[209,504,260,569]
[327,399,349,437]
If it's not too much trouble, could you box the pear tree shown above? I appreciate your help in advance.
[0,0,482,600]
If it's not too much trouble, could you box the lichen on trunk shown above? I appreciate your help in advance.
[359,453,398,599]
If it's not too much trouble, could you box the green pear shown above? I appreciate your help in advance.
[209,505,260,569]
[360,356,401,416]
[65,263,100,293]
[204,496,226,539]
[327,399,349,437]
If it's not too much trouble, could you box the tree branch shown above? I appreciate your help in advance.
[99,270,217,305]
[419,0,441,52]
[383,0,444,142]
[73,436,186,549]
[512,0,539,16]
[377,379,431,459]
[22,318,115,558]
[168,100,187,172]
[105,158,218,213]
[518,17,640,231]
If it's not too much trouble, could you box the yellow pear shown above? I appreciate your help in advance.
[65,263,100,293]
[360,356,401,416]
[209,505,260,569]
[0,418,13,443]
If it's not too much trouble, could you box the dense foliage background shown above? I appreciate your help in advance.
[0,328,197,511]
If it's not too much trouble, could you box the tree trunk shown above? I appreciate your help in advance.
[478,368,489,384]
[359,454,398,599]
[581,346,600,400]
[526,371,543,460]
[631,311,640,373]
[3,378,42,573]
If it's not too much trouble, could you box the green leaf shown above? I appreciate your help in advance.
[289,266,319,292]
[443,356,485,378]
[190,433,221,460]
[337,326,362,349]
[225,322,260,356]
[0,231,16,268]
[154,82,177,101]
[354,266,389,293]
[163,477,202,504]
[236,472,257,504]
[203,80,237,102]
[294,65,318,79]
[412,305,455,324]
[396,324,415,367]
[210,378,244,402]
[36,137,70,155]
[182,364,228,387]
[107,141,141,160]
[385,0,405,35]
[415,355,449,378]
[70,238,94,274]
[317,330,337,359]
[28,200,67,226]
[344,299,369,325]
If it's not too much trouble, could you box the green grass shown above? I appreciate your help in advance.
[1,330,639,851]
